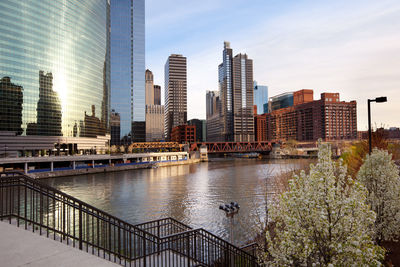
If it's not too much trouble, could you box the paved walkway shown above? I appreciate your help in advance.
[0,221,118,267]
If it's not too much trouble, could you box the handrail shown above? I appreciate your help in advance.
[0,171,259,266]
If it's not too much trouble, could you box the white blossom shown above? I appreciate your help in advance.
[357,149,400,243]
[265,142,384,266]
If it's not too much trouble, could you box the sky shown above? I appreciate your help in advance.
[145,0,400,130]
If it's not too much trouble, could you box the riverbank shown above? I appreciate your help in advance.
[30,158,202,179]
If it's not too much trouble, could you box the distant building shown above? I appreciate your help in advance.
[254,114,267,141]
[218,42,254,142]
[188,119,206,142]
[206,91,222,141]
[146,105,165,141]
[145,69,154,106]
[254,81,268,114]
[110,110,121,146]
[269,92,294,112]
[171,125,195,144]
[154,85,161,105]
[165,54,187,140]
[265,90,357,141]
[232,53,254,142]
[145,69,165,141]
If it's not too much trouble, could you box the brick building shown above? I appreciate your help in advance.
[265,90,357,142]
[254,114,267,141]
[171,125,196,143]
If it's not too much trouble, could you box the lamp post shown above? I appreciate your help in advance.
[368,97,387,154]
[219,202,240,244]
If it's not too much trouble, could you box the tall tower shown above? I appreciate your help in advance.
[164,54,187,141]
[232,54,254,142]
[218,42,254,142]
[219,42,234,141]
[111,0,145,143]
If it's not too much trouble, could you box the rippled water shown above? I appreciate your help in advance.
[42,158,299,245]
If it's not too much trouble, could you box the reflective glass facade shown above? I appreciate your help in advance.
[253,81,268,114]
[111,0,145,142]
[0,0,110,138]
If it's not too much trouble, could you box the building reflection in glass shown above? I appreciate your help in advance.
[0,77,23,135]
[0,0,110,140]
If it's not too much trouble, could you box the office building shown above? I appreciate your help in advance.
[146,105,165,141]
[0,0,110,156]
[206,91,222,141]
[265,90,357,141]
[164,54,187,140]
[144,69,164,141]
[219,42,234,141]
[110,110,121,146]
[232,53,255,142]
[188,119,206,142]
[154,85,161,105]
[111,0,145,142]
[269,92,294,112]
[218,42,254,142]
[254,82,268,114]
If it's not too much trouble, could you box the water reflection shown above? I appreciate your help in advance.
[43,159,298,245]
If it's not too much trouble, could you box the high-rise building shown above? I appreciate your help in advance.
[154,85,161,105]
[0,0,110,156]
[254,81,268,114]
[164,54,187,140]
[232,53,254,142]
[219,42,234,141]
[110,110,121,146]
[145,70,164,141]
[218,42,254,142]
[145,69,154,105]
[111,0,145,143]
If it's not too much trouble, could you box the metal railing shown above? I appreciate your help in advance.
[0,172,259,266]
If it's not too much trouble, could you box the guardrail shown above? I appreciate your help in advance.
[0,171,259,266]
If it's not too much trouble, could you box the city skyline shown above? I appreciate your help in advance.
[145,0,400,130]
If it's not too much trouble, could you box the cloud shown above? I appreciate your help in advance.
[146,0,400,128]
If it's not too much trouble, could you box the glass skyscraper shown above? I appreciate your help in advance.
[0,1,110,139]
[111,0,146,143]
[253,81,268,114]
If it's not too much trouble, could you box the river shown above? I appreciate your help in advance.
[42,158,301,246]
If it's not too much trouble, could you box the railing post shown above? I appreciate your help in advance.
[79,203,83,250]
[186,233,190,267]
[143,233,146,266]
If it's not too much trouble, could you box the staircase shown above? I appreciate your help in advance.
[0,172,258,266]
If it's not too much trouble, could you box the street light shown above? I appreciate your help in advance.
[219,202,240,244]
[368,97,387,154]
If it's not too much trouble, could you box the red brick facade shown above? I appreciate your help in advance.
[254,114,267,141]
[171,125,196,143]
[266,90,357,142]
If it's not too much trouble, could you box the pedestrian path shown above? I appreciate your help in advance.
[0,221,118,267]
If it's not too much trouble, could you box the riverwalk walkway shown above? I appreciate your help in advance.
[0,221,118,267]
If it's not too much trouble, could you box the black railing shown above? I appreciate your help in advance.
[0,172,259,266]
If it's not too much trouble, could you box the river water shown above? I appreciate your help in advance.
[42,158,299,246]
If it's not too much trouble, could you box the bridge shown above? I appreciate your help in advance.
[189,141,273,154]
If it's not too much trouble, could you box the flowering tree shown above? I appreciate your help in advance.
[265,142,384,266]
[357,149,400,244]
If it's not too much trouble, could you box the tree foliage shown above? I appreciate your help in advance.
[265,142,384,266]
[341,130,399,177]
[357,149,400,243]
